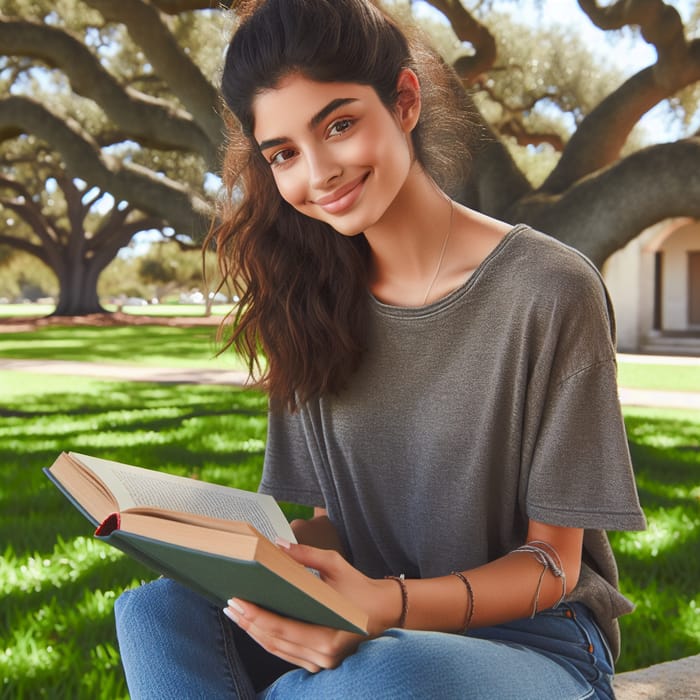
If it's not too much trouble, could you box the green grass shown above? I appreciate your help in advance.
[0,303,232,318]
[0,304,55,318]
[1,336,699,696]
[612,406,700,670]
[0,324,246,371]
[0,371,309,699]
[101,303,234,317]
[617,361,700,393]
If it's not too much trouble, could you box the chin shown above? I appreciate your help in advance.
[329,222,367,238]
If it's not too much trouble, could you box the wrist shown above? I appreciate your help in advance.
[370,576,408,634]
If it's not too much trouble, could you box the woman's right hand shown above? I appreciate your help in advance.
[290,508,346,555]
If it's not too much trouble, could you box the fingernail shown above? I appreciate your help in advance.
[227,599,245,614]
[222,607,238,624]
[275,537,292,549]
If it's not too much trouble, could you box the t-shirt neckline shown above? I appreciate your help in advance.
[369,224,526,318]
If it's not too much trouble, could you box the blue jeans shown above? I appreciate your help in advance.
[115,578,615,699]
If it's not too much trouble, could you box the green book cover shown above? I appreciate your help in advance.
[100,528,367,634]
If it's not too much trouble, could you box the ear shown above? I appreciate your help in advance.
[394,68,421,133]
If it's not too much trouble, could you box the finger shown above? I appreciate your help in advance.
[277,540,344,576]
[226,609,322,673]
[225,599,351,672]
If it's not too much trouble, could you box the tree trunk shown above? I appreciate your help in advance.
[52,257,107,316]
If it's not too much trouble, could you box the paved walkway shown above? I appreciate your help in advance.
[1,356,700,410]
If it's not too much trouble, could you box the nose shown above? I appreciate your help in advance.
[306,147,342,190]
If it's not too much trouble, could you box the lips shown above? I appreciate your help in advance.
[313,173,368,214]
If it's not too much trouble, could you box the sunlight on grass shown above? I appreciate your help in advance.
[613,507,698,558]
[3,587,131,699]
[0,304,55,317]
[1,537,123,596]
[1,350,699,693]
[616,361,700,393]
[1,371,272,696]
[0,324,246,371]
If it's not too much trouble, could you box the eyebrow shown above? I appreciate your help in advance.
[258,97,359,152]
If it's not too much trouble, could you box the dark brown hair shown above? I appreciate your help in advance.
[210,0,474,410]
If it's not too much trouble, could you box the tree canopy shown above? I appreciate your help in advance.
[0,0,698,314]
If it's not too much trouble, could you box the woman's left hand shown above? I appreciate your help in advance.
[224,542,398,673]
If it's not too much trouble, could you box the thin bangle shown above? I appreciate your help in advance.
[384,574,408,628]
[451,571,474,634]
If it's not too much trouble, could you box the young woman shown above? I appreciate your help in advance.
[115,1,646,697]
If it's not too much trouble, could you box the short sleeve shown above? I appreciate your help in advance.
[259,407,325,507]
[526,359,646,530]
[522,248,646,531]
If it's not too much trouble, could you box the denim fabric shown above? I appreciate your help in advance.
[115,579,615,700]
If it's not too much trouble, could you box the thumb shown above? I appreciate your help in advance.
[276,538,344,577]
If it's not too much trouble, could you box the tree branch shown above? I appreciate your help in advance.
[0,176,61,249]
[499,119,566,150]
[150,0,232,13]
[422,0,497,82]
[578,0,699,87]
[515,137,700,265]
[0,96,212,238]
[54,171,88,239]
[83,0,224,149]
[0,231,47,261]
[538,2,700,193]
[541,66,669,192]
[91,214,166,271]
[0,17,217,165]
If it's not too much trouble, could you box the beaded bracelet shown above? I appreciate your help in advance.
[450,571,475,634]
[384,574,408,628]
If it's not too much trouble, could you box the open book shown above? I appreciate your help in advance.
[45,452,368,634]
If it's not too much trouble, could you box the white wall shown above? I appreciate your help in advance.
[602,238,642,351]
[660,222,700,330]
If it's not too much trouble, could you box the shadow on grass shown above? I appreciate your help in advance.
[0,324,229,368]
[614,408,700,671]
[1,378,273,698]
[1,557,139,699]
[3,381,699,692]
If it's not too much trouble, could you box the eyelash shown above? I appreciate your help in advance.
[268,117,356,167]
[269,148,296,166]
[327,117,354,137]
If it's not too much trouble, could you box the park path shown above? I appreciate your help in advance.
[1,355,700,410]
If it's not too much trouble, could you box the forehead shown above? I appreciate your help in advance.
[252,74,382,140]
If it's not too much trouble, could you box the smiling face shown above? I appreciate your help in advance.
[252,71,421,236]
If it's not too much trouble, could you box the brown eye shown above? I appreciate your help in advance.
[270,148,296,166]
[328,118,354,137]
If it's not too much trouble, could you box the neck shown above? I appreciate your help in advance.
[366,166,453,305]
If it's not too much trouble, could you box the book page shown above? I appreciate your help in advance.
[71,453,295,542]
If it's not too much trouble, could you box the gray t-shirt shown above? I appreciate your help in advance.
[260,225,646,659]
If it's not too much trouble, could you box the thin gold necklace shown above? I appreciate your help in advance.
[422,199,454,305]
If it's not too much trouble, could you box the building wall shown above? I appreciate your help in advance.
[601,219,700,351]
[661,222,700,330]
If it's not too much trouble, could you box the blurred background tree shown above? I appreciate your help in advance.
[0,0,697,315]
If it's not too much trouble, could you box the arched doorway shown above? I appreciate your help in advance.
[602,218,700,353]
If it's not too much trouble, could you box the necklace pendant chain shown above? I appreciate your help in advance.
[422,199,454,305]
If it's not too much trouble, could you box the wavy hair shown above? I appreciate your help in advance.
[210,0,475,410]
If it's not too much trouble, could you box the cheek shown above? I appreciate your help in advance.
[273,170,307,208]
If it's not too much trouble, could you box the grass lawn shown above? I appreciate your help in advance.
[1,328,699,697]
[1,371,311,699]
[611,406,700,670]
[617,360,700,393]
[0,324,246,371]
[0,303,233,319]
